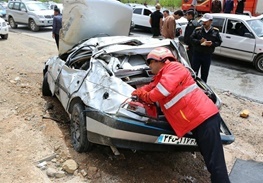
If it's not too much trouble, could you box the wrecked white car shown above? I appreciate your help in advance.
[42,36,234,153]
[42,0,234,154]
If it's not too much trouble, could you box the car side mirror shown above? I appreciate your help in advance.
[244,32,254,38]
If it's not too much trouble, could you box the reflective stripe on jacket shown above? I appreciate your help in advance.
[140,61,218,137]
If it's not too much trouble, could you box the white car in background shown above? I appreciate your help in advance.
[210,13,263,72]
[0,17,8,39]
[132,5,188,36]
[6,1,54,32]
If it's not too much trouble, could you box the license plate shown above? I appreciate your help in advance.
[157,134,197,146]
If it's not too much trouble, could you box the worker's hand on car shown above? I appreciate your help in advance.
[132,88,144,96]
[132,89,153,104]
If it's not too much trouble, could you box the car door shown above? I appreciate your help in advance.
[11,2,22,22]
[211,17,225,54]
[132,7,152,29]
[220,18,256,62]
[18,2,28,24]
[132,7,143,27]
[142,8,152,28]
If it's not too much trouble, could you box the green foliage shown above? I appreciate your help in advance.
[160,0,181,9]
[120,0,182,9]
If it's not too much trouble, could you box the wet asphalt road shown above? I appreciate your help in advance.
[9,26,263,103]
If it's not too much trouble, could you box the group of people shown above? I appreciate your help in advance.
[212,0,246,14]
[149,4,184,39]
[150,4,221,84]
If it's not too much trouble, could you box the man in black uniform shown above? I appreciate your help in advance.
[183,10,199,67]
[149,3,163,38]
[190,13,222,83]
[235,0,246,14]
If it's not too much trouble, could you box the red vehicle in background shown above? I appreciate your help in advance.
[182,0,263,16]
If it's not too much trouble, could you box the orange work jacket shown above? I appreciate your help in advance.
[140,61,218,137]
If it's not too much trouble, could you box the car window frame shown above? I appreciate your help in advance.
[143,8,151,16]
[212,17,225,32]
[133,8,142,15]
[225,18,255,38]
[8,2,14,9]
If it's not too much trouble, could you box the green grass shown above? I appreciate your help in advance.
[120,0,182,10]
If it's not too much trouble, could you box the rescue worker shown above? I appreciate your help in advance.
[183,10,199,67]
[132,47,230,183]
[190,13,222,83]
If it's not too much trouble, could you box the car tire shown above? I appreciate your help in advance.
[254,55,263,72]
[29,19,40,32]
[42,73,52,96]
[1,34,8,39]
[70,102,92,153]
[9,17,17,29]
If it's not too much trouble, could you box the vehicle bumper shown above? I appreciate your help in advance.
[84,107,234,152]
[0,27,8,34]
[36,19,53,26]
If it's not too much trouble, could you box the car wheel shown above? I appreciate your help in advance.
[1,34,8,39]
[70,102,92,153]
[42,72,52,96]
[9,17,17,29]
[29,19,39,32]
[254,55,263,72]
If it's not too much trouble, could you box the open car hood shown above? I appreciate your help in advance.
[59,0,132,55]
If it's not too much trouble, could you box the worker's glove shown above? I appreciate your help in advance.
[131,88,144,97]
[132,89,153,104]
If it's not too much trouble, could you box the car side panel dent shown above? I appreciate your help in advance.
[68,60,135,115]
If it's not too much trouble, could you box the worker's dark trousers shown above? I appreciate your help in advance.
[192,51,212,83]
[192,113,230,183]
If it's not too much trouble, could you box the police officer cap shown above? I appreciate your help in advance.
[200,13,213,22]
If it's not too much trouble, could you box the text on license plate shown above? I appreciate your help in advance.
[157,134,197,145]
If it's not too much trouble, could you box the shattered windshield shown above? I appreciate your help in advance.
[246,19,263,37]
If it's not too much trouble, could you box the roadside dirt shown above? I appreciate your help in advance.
[0,32,262,183]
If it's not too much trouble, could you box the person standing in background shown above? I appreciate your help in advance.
[183,10,199,67]
[149,3,163,38]
[162,10,169,19]
[211,0,222,13]
[223,0,234,13]
[52,8,62,50]
[162,10,183,39]
[235,0,246,14]
[190,13,222,83]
